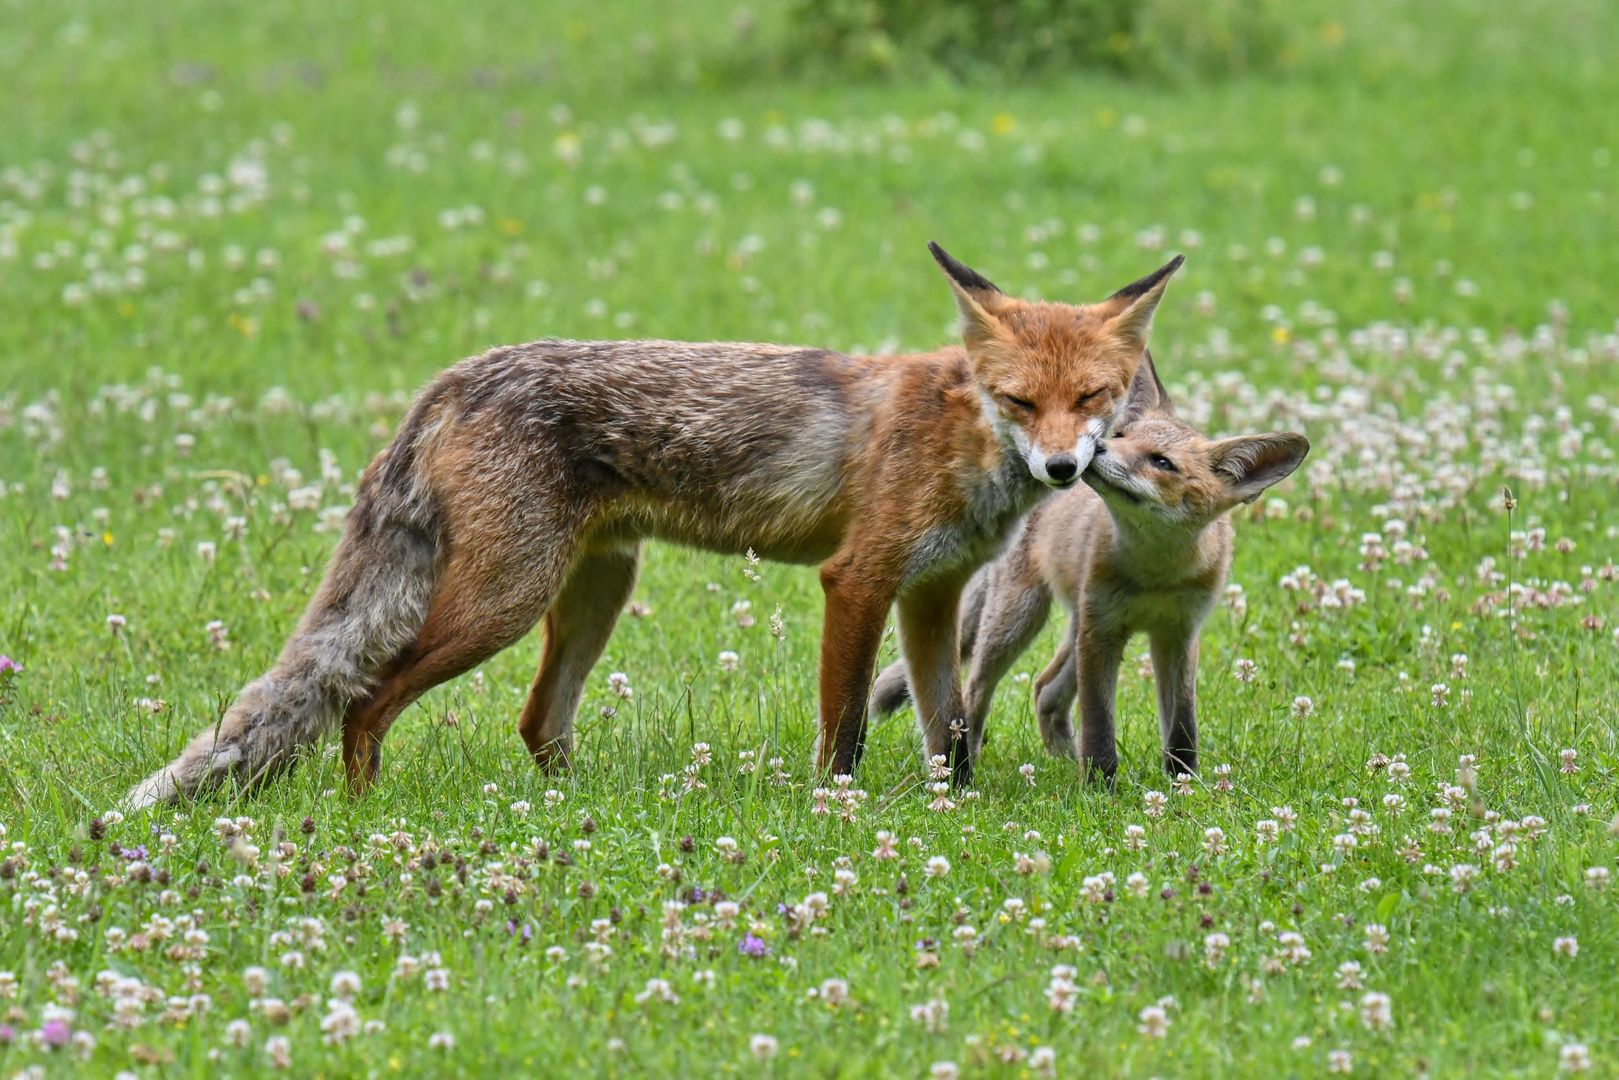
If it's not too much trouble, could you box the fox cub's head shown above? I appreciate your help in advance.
[1085,409,1310,526]
[930,241,1183,489]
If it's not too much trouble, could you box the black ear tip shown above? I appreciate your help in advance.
[1109,252,1187,303]
[928,242,1001,295]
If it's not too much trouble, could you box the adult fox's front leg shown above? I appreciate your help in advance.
[895,575,971,784]
[815,556,899,777]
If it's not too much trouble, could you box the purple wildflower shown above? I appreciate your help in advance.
[39,1020,71,1048]
[120,844,149,862]
[738,933,771,958]
[0,656,19,674]
[0,1025,16,1045]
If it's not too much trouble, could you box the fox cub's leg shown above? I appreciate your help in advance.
[518,541,641,770]
[961,564,1051,763]
[1033,616,1080,758]
[1075,622,1128,786]
[1148,627,1200,777]
[815,558,899,778]
[895,576,971,783]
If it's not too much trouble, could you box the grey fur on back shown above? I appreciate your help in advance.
[125,337,861,807]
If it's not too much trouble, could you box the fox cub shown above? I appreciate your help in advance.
[873,384,1308,781]
[128,244,1186,807]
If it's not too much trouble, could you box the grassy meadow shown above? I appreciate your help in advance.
[1,0,1618,1075]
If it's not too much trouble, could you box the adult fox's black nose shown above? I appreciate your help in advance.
[1045,453,1078,482]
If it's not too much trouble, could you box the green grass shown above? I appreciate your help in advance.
[1,0,1618,1075]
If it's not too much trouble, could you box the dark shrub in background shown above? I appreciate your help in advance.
[788,0,1296,80]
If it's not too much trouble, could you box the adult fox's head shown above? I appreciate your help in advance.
[930,241,1183,489]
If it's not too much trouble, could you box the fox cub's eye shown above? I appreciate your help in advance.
[1001,394,1036,413]
[1150,454,1176,472]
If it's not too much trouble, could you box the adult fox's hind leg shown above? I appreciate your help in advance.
[518,540,642,770]
[339,509,588,791]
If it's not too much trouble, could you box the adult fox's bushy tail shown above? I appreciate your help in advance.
[125,402,445,809]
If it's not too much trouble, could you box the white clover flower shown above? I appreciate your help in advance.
[1561,1043,1591,1073]
[1360,991,1392,1030]
[319,1001,360,1045]
[1137,1004,1170,1038]
[265,1034,292,1069]
[924,856,950,878]
[750,1034,779,1060]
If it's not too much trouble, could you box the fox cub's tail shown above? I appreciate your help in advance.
[126,400,446,809]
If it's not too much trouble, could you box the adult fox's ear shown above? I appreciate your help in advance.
[929,241,1005,349]
[1114,348,1175,430]
[1210,432,1311,504]
[1102,254,1185,353]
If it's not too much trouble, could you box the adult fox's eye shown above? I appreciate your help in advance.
[1150,454,1176,472]
[1003,395,1036,412]
[1076,390,1101,407]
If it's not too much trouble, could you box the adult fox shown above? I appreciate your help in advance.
[127,244,1184,807]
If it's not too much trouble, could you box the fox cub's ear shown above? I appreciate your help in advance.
[1210,432,1310,504]
[1115,348,1175,429]
[1103,254,1185,353]
[929,241,1005,348]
